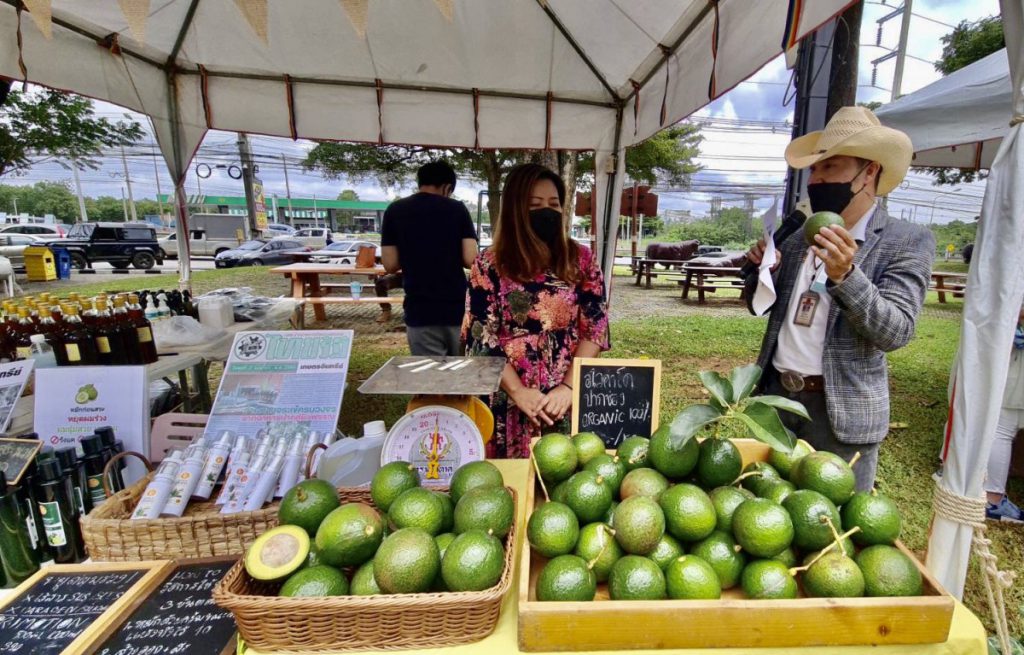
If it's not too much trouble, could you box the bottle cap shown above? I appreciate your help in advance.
[363,420,387,438]
[215,431,235,448]
[80,433,105,457]
[95,426,116,449]
[36,457,63,483]
[55,446,78,472]
[29,334,46,344]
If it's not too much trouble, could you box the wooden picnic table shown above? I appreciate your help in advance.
[930,271,967,303]
[634,258,688,288]
[271,262,399,325]
[678,264,747,304]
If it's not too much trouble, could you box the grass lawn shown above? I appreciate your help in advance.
[18,266,1021,639]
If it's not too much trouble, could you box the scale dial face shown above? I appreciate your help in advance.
[382,405,485,485]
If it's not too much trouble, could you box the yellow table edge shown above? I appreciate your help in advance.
[244,459,988,655]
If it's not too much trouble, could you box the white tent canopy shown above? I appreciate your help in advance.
[876,48,1010,170]
[0,0,852,285]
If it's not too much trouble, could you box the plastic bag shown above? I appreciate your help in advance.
[197,287,290,322]
[152,315,227,350]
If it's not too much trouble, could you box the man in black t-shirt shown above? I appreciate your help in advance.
[381,161,478,355]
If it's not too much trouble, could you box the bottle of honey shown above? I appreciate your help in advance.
[59,305,99,366]
[126,294,158,364]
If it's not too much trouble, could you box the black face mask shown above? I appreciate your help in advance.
[806,162,871,215]
[529,208,563,244]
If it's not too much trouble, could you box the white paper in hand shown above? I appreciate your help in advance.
[751,199,780,317]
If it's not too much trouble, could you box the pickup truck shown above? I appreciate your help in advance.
[286,227,341,249]
[159,229,243,259]
[45,222,164,270]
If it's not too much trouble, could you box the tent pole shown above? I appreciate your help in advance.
[600,107,625,293]
[165,71,193,291]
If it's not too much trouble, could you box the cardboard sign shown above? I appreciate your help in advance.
[0,561,170,655]
[570,358,661,447]
[0,360,33,434]
[93,557,238,655]
[32,366,149,485]
[0,438,42,485]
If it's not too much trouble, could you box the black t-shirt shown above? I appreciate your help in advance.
[381,192,477,326]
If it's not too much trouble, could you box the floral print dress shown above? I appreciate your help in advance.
[462,246,610,458]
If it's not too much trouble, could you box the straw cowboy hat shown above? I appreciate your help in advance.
[785,106,913,196]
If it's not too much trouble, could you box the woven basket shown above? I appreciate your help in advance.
[80,451,280,561]
[213,487,517,653]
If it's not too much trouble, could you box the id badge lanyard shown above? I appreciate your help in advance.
[793,255,829,327]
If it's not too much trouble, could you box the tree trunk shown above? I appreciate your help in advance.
[827,1,863,120]
[559,151,578,222]
[483,152,503,231]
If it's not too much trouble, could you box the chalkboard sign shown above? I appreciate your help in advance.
[571,358,661,447]
[94,557,238,655]
[0,562,169,655]
[0,438,42,486]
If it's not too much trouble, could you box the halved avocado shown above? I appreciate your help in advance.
[244,525,311,581]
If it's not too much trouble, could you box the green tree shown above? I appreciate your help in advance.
[0,87,143,178]
[925,16,1004,186]
[302,124,703,224]
[0,181,78,221]
[85,195,129,222]
[337,189,360,201]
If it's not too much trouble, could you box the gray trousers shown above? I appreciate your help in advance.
[764,370,880,492]
[406,325,463,356]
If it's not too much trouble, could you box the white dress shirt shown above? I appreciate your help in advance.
[773,204,875,376]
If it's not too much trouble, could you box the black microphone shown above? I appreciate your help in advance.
[740,209,807,278]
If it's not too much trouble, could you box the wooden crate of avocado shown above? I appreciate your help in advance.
[518,438,954,651]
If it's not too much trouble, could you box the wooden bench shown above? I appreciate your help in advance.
[678,265,747,304]
[292,297,403,328]
[930,272,968,303]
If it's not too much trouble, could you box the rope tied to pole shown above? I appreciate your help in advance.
[931,481,1016,655]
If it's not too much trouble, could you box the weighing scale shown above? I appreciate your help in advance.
[358,356,505,485]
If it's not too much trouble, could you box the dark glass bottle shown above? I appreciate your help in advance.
[12,434,47,562]
[12,307,34,361]
[111,296,142,365]
[126,294,158,364]
[32,457,86,563]
[36,305,68,366]
[80,434,110,508]
[0,471,39,587]
[95,427,125,492]
[93,298,127,365]
[59,304,99,366]
[55,447,92,517]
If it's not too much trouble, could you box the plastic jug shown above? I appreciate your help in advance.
[198,296,235,329]
[316,421,386,487]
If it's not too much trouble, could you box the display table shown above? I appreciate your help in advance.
[271,262,397,324]
[245,460,988,655]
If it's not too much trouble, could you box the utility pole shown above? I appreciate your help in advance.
[12,197,18,216]
[826,1,862,120]
[237,132,258,239]
[71,161,88,223]
[281,153,294,225]
[872,0,912,101]
[120,145,138,222]
[121,187,129,221]
[152,144,166,222]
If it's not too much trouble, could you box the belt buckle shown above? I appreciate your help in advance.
[780,370,805,393]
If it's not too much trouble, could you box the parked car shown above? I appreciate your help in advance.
[0,223,67,238]
[287,227,339,248]
[307,240,380,264]
[214,239,310,268]
[0,233,46,269]
[44,222,163,270]
[159,230,244,259]
[264,223,296,237]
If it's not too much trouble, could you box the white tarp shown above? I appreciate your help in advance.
[876,48,1010,169]
[903,2,1024,600]
[0,0,852,288]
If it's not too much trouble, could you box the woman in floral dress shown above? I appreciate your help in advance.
[462,163,610,458]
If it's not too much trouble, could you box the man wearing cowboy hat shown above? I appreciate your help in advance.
[745,106,935,491]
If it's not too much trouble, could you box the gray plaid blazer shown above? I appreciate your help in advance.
[749,207,936,445]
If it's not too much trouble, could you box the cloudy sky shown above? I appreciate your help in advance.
[2,0,1000,224]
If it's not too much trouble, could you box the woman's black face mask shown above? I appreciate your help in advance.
[807,161,872,215]
[529,207,563,243]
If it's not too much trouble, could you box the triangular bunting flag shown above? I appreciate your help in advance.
[433,0,454,22]
[339,0,369,39]
[234,0,269,44]
[118,0,151,45]
[22,0,53,40]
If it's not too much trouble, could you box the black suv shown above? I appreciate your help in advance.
[47,222,164,270]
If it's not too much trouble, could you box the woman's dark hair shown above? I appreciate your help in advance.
[492,163,580,284]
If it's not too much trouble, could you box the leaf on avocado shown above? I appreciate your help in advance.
[728,364,761,403]
[668,404,722,448]
[748,395,811,421]
[698,371,733,408]
[735,403,796,453]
